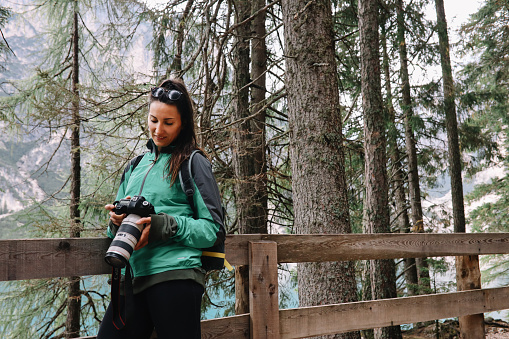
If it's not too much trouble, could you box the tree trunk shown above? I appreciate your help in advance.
[434,0,485,335]
[359,0,402,337]
[232,0,251,316]
[249,0,268,233]
[396,0,431,295]
[282,1,360,338]
[380,18,418,296]
[232,0,270,315]
[168,0,194,76]
[66,10,81,339]
[231,0,267,236]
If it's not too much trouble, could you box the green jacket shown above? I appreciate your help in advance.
[107,140,223,288]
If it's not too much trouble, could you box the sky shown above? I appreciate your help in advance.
[429,0,483,50]
[439,0,483,27]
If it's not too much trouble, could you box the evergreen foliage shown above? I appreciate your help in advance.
[456,0,509,291]
[458,3,509,223]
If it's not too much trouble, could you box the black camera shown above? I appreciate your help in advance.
[104,196,156,268]
[113,195,155,218]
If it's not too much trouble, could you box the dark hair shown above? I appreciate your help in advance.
[149,78,200,185]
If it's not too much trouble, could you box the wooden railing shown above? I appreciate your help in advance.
[2,233,509,338]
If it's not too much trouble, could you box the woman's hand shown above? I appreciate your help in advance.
[134,217,152,251]
[105,204,125,226]
[104,196,131,226]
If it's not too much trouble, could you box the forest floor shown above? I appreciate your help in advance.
[401,318,509,338]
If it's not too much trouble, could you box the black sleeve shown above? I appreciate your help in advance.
[191,153,225,228]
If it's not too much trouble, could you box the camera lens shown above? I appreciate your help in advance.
[104,214,143,268]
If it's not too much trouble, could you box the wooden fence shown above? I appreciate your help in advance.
[1,233,509,338]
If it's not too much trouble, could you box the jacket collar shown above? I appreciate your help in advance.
[146,139,175,155]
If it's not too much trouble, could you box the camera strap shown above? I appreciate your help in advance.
[110,263,134,330]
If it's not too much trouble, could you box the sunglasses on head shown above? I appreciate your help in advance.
[151,87,182,102]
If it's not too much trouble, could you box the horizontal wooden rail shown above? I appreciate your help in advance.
[237,233,509,264]
[201,314,250,339]
[0,238,111,281]
[279,286,509,338]
[2,233,509,282]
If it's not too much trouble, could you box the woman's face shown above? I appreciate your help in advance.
[148,101,183,150]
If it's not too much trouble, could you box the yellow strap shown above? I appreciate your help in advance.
[202,251,234,271]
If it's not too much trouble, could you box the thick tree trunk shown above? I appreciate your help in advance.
[282,1,360,338]
[434,0,484,336]
[359,0,402,338]
[66,10,81,339]
[380,21,418,296]
[396,0,431,294]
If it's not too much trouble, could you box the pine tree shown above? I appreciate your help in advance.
[380,6,418,297]
[396,0,432,295]
[435,0,484,335]
[457,0,509,302]
[358,0,401,337]
[282,0,361,338]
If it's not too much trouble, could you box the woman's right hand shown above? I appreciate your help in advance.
[105,202,126,226]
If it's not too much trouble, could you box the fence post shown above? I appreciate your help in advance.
[249,241,280,339]
[456,255,485,338]
[235,265,250,314]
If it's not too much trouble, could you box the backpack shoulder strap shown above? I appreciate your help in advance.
[130,153,145,171]
[178,150,202,218]
[120,153,146,185]
[178,150,232,271]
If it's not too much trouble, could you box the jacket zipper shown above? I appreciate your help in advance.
[138,156,157,195]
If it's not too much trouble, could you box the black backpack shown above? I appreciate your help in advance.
[131,150,229,271]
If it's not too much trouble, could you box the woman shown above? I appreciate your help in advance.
[97,78,224,339]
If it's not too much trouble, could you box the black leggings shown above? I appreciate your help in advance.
[97,280,204,339]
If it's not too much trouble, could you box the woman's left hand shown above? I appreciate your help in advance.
[134,217,151,251]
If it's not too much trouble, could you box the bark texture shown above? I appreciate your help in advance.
[359,0,402,337]
[282,0,360,338]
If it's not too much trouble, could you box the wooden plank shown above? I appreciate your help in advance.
[2,233,509,281]
[279,286,509,338]
[0,238,112,282]
[225,234,262,266]
[202,314,250,339]
[0,235,255,282]
[249,241,280,339]
[263,233,509,263]
[229,233,509,265]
